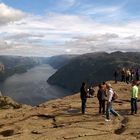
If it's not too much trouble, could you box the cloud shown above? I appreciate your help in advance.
[0,3,140,56]
[0,39,10,50]
[0,3,26,25]
[63,34,140,54]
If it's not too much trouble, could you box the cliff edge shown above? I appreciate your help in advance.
[0,81,139,140]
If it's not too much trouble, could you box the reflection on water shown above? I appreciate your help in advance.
[0,64,71,106]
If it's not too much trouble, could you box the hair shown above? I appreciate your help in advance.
[102,81,106,85]
[82,82,86,87]
[98,84,102,89]
[132,80,137,86]
[106,83,112,88]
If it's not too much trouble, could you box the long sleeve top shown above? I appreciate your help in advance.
[107,88,113,102]
[131,85,138,98]
[80,86,87,100]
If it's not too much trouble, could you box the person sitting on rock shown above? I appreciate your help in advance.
[80,82,88,114]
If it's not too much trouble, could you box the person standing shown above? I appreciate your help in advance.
[114,70,118,84]
[131,81,139,115]
[105,83,119,121]
[97,84,107,114]
[136,69,139,81]
[126,69,131,84]
[130,68,135,82]
[121,68,125,82]
[80,82,88,114]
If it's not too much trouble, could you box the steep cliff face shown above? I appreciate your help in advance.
[47,54,77,69]
[48,52,140,92]
[0,55,48,81]
[0,81,140,140]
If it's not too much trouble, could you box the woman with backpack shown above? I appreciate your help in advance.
[105,83,120,121]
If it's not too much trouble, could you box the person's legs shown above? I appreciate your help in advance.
[115,76,117,83]
[121,75,123,82]
[81,99,86,114]
[102,100,106,114]
[131,98,135,114]
[110,107,119,116]
[109,102,119,116]
[106,102,111,120]
[134,98,137,114]
[99,100,102,114]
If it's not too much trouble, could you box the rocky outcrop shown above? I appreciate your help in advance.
[0,96,22,109]
[0,81,140,140]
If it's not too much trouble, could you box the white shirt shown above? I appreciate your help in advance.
[107,88,113,102]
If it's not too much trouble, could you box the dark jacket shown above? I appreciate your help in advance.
[80,86,87,100]
[97,89,106,101]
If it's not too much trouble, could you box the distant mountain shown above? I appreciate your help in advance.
[48,51,140,92]
[0,55,46,81]
[0,54,76,81]
[47,55,77,69]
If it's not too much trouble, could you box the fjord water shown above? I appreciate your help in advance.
[0,64,71,106]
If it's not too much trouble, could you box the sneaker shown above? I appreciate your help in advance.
[105,119,111,122]
[116,114,121,117]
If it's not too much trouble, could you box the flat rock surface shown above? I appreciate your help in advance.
[0,81,140,140]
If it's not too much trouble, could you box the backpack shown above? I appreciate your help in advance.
[112,91,118,101]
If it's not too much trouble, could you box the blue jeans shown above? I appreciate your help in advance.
[106,102,119,119]
[81,99,87,114]
[131,98,137,113]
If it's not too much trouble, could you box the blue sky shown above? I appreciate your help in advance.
[0,0,140,56]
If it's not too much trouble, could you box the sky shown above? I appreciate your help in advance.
[0,0,140,57]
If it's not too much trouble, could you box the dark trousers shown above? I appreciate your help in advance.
[136,75,139,81]
[81,99,87,114]
[126,76,130,84]
[121,75,125,82]
[99,100,105,114]
[114,76,117,83]
[131,98,137,114]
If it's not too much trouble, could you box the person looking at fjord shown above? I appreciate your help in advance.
[80,82,88,114]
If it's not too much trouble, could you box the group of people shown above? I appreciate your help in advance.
[80,80,139,121]
[114,68,140,84]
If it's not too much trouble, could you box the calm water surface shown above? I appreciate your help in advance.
[0,64,71,106]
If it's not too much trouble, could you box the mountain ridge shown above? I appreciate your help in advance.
[48,51,140,92]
